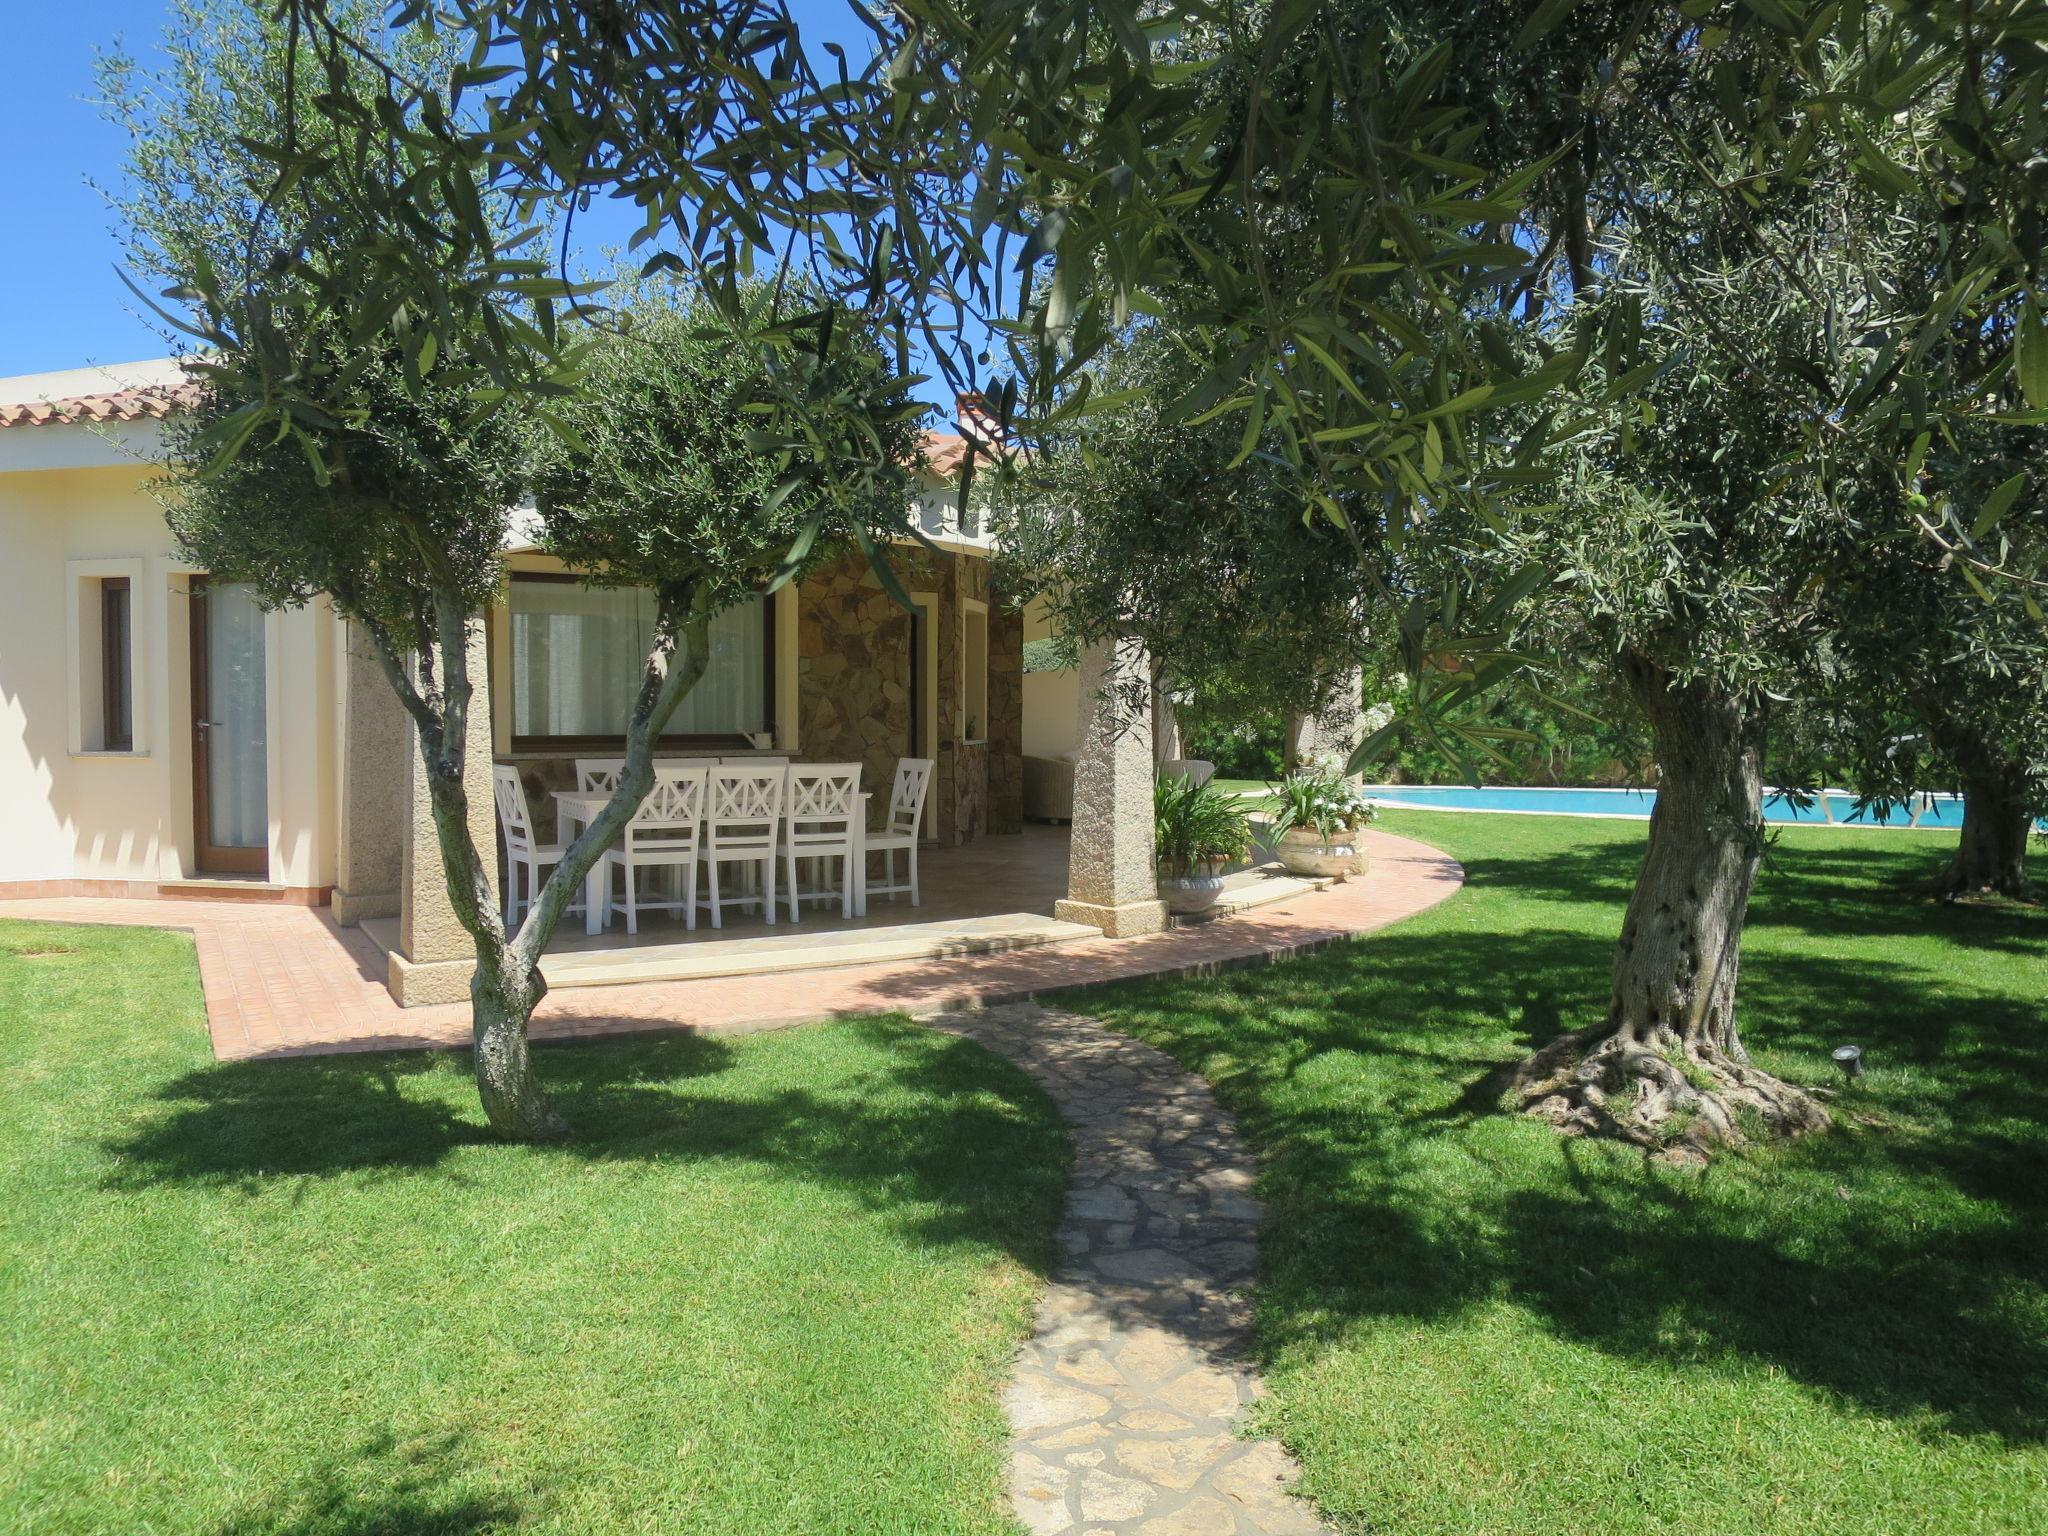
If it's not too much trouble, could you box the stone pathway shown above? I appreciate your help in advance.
[934,1003,1329,1536]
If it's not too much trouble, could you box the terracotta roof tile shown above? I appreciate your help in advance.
[920,428,1015,480]
[922,430,970,477]
[0,380,203,430]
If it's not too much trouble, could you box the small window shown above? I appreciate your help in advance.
[101,578,133,752]
[70,562,143,755]
[961,600,989,743]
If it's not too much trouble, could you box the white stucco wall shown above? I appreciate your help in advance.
[1022,595,1079,760]
[0,433,337,890]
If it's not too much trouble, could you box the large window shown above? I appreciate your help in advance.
[508,577,770,747]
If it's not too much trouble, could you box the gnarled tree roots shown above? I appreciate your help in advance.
[1921,865,2036,904]
[1510,1025,1829,1159]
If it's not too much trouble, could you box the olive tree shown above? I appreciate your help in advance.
[1823,424,2046,899]
[120,2,918,1140]
[989,326,1379,736]
[1493,53,2030,1149]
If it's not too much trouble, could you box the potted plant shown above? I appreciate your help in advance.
[1154,773,1253,916]
[1330,780,1378,873]
[1267,769,1359,880]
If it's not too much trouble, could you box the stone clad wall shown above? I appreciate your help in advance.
[795,552,917,800]
[792,546,1022,846]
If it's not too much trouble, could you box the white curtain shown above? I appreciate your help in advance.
[669,599,765,735]
[207,582,269,848]
[510,582,766,740]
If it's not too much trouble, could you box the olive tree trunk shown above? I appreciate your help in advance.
[1936,767,2035,900]
[369,590,711,1143]
[1510,651,1828,1154]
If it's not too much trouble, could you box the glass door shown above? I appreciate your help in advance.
[189,577,269,875]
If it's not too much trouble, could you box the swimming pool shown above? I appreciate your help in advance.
[1365,784,1967,828]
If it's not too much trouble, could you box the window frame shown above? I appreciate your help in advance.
[100,576,133,753]
[503,572,776,753]
[65,556,149,757]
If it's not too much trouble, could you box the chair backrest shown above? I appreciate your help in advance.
[707,763,786,847]
[721,754,789,767]
[492,764,540,857]
[888,758,935,837]
[575,756,628,793]
[1160,758,1217,788]
[625,764,708,850]
[786,763,862,842]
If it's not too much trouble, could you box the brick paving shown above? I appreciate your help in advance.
[0,828,1462,1061]
[940,1003,1328,1536]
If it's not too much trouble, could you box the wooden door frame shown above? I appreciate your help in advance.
[188,575,269,875]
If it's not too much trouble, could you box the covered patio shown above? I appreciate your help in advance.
[364,822,1090,985]
[358,821,1354,989]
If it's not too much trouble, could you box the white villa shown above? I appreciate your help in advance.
[0,358,1173,1007]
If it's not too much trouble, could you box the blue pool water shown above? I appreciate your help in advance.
[1365,784,1967,828]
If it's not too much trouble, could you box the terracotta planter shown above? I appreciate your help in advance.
[1158,871,1228,915]
[1275,825,1355,880]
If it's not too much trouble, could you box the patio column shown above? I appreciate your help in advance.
[387,621,499,1007]
[332,623,408,926]
[1055,636,1167,938]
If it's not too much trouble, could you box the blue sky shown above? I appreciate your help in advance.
[2,3,176,375]
[1,3,937,389]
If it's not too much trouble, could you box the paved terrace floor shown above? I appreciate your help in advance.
[0,828,1462,1060]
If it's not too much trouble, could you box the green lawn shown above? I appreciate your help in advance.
[1086,810,2048,1536]
[1210,776,1273,797]
[0,922,1066,1536]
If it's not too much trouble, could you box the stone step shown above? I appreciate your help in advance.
[158,878,294,902]
[536,911,1102,989]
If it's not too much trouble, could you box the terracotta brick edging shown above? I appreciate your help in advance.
[0,879,331,906]
[0,830,1463,1062]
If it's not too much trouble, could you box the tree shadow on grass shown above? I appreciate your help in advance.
[207,1430,524,1536]
[101,1017,1069,1270]
[1485,1161,2048,1443]
[1091,902,2048,1446]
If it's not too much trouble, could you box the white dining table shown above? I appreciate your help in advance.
[553,788,871,936]
[552,790,615,937]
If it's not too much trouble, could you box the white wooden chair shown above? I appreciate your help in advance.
[715,755,786,899]
[600,764,708,935]
[493,764,572,928]
[703,763,786,928]
[782,763,863,920]
[574,756,628,793]
[864,758,933,906]
[579,755,719,793]
[577,756,716,903]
